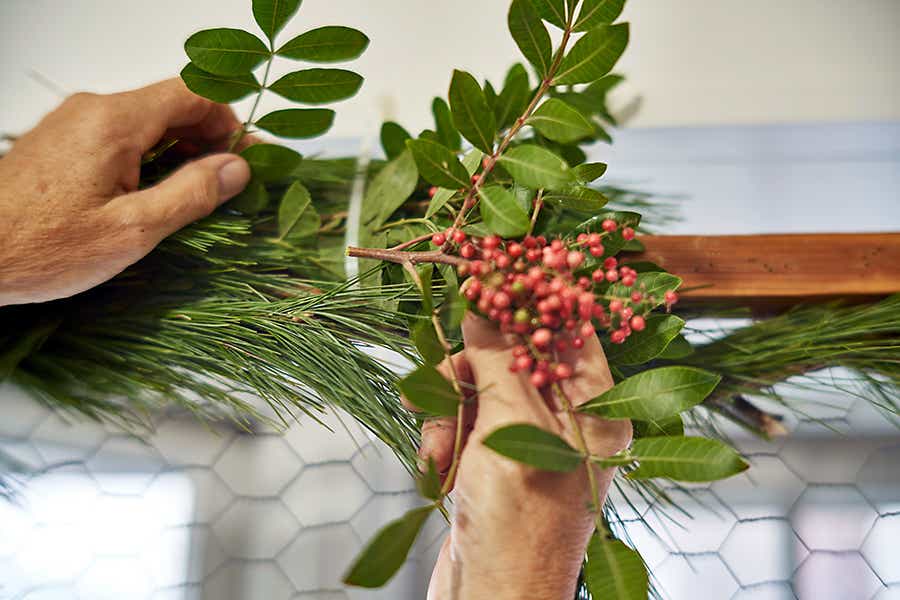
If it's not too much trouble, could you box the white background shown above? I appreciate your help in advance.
[1,0,899,138]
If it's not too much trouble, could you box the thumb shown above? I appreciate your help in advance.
[118,153,250,238]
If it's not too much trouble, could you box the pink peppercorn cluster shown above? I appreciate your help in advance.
[430,221,679,388]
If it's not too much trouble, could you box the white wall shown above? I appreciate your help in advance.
[1,0,899,140]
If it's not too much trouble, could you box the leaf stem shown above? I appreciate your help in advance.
[229,45,275,153]
[347,246,467,267]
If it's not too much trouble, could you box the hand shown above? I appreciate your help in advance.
[0,78,252,306]
[410,314,632,600]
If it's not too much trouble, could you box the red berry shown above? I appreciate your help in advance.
[482,235,501,250]
[555,363,573,380]
[576,233,589,245]
[526,248,542,262]
[610,330,626,344]
[605,269,619,282]
[555,339,568,352]
[621,274,637,287]
[589,244,604,257]
[523,235,537,249]
[602,219,618,232]
[631,291,643,302]
[621,307,634,320]
[516,355,534,371]
[603,257,618,270]
[622,227,635,240]
[471,174,481,184]
[495,253,511,269]
[609,299,623,313]
[567,251,585,269]
[431,233,446,246]
[452,229,467,244]
[580,321,595,339]
[572,337,585,349]
[630,315,646,331]
[507,243,523,258]
[428,186,438,198]
[460,243,476,259]
[665,290,679,305]
[588,233,602,246]
[592,269,605,283]
[512,344,528,357]
[532,328,552,348]
[530,370,549,387]
[492,291,511,309]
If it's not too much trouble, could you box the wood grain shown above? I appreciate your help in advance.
[626,233,900,307]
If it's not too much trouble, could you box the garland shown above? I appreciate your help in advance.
[1,1,897,598]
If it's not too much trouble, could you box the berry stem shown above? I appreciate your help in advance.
[346,246,467,267]
[528,189,545,236]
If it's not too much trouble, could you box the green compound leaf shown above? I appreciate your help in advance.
[555,23,629,85]
[432,97,461,150]
[573,161,608,182]
[527,0,567,28]
[620,436,750,482]
[380,121,412,160]
[508,0,552,77]
[585,535,649,600]
[240,144,302,182]
[255,108,335,138]
[361,149,419,227]
[268,68,363,104]
[482,423,583,472]
[228,178,269,215]
[542,185,608,211]
[448,70,497,155]
[180,63,260,103]
[278,26,369,62]
[426,149,482,218]
[277,181,319,240]
[478,185,531,238]
[397,364,459,417]
[498,144,574,190]
[494,64,531,130]
[406,138,470,190]
[580,366,721,421]
[528,98,594,143]
[252,0,302,42]
[574,0,626,32]
[184,28,270,76]
[605,314,685,366]
[344,505,434,588]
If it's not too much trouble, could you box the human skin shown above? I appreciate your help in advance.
[407,314,632,600]
[0,78,251,306]
[0,79,632,598]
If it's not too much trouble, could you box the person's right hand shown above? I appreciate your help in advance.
[406,314,633,600]
[0,78,251,307]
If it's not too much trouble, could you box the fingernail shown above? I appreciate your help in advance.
[217,157,251,201]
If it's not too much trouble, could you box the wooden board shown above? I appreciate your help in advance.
[626,233,900,308]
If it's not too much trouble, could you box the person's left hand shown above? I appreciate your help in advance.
[0,78,252,306]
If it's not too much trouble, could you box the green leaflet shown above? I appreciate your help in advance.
[605,314,685,365]
[478,185,531,238]
[448,70,497,154]
[498,144,574,190]
[426,149,482,218]
[574,0,626,32]
[343,505,434,588]
[527,0,567,28]
[278,26,369,62]
[580,366,720,421]
[508,0,552,77]
[494,64,531,130]
[573,161,608,182]
[380,121,412,160]
[228,178,269,215]
[528,98,594,143]
[620,436,749,482]
[585,535,649,600]
[608,272,682,307]
[180,63,260,103]
[482,423,583,472]
[252,0,302,42]
[255,108,335,138]
[542,185,608,211]
[432,97,461,150]
[397,364,459,417]
[277,181,319,240]
[240,144,302,182]
[268,68,363,104]
[184,28,270,76]
[632,415,684,438]
[406,138,470,190]
[555,23,629,85]
[361,149,419,227]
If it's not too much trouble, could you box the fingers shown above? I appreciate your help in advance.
[109,153,250,238]
[553,329,615,410]
[118,78,241,150]
[460,313,555,428]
